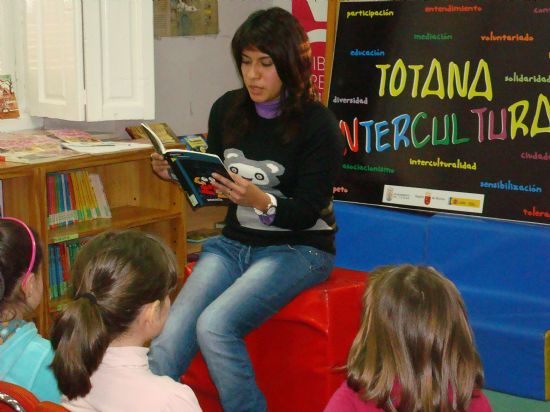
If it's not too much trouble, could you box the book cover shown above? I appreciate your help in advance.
[0,75,20,119]
[141,122,232,208]
[46,129,100,143]
[126,123,178,143]
[179,134,208,152]
[0,131,79,163]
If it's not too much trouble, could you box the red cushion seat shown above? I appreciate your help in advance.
[181,266,367,412]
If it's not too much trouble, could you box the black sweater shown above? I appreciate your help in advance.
[207,90,344,254]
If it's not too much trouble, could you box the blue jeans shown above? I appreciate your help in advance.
[148,235,334,412]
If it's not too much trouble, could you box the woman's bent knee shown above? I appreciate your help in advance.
[196,308,224,347]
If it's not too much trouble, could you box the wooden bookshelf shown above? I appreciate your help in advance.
[185,203,227,256]
[0,148,187,335]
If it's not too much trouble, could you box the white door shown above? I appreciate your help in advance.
[24,0,154,121]
[83,0,154,121]
[24,0,85,120]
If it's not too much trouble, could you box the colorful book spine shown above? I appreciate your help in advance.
[85,172,101,219]
[54,244,63,298]
[72,171,86,220]
[46,174,57,228]
[48,244,59,299]
[48,246,56,300]
[80,171,96,220]
[58,243,69,297]
[89,173,112,218]
[60,173,77,225]
[66,173,79,223]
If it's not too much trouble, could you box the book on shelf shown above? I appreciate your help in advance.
[126,122,178,143]
[179,134,208,152]
[187,227,222,243]
[48,238,87,301]
[141,122,232,208]
[47,171,111,229]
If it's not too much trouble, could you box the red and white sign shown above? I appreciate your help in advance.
[292,0,328,98]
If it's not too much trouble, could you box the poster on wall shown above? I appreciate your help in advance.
[153,0,218,37]
[0,75,20,119]
[292,0,328,99]
[327,0,549,225]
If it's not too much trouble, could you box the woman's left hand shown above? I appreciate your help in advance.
[211,172,270,211]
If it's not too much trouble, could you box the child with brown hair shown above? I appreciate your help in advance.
[51,230,201,411]
[0,217,61,403]
[324,264,492,412]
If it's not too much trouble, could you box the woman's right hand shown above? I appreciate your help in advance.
[150,152,173,181]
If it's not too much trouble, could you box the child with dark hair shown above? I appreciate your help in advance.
[324,265,493,412]
[0,217,61,403]
[149,6,344,411]
[51,230,201,411]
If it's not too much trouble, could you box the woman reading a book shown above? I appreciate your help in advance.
[149,7,343,412]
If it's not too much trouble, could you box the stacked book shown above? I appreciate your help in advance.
[48,239,87,300]
[46,171,111,229]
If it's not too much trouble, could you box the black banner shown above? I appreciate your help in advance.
[328,0,549,224]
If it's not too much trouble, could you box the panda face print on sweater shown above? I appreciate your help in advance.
[223,148,288,231]
[224,149,284,188]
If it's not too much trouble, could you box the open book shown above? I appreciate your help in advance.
[141,123,231,208]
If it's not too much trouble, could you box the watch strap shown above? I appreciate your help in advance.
[259,213,276,225]
[255,193,277,225]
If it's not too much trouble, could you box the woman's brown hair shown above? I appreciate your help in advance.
[347,265,484,412]
[51,230,178,400]
[224,7,316,146]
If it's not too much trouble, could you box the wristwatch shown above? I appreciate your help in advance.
[254,193,277,225]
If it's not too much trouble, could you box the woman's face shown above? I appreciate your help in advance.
[241,47,283,103]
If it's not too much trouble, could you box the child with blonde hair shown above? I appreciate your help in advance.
[325,264,492,412]
[0,217,61,402]
[51,230,201,411]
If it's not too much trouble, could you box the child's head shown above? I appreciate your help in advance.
[0,218,44,320]
[51,230,178,400]
[347,264,484,412]
[231,7,314,103]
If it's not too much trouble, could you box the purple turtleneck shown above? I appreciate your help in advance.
[255,98,281,119]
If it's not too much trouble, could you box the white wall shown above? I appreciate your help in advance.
[0,0,43,132]
[45,0,292,137]
[154,0,281,135]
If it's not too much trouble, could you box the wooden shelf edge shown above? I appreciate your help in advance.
[48,206,182,243]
